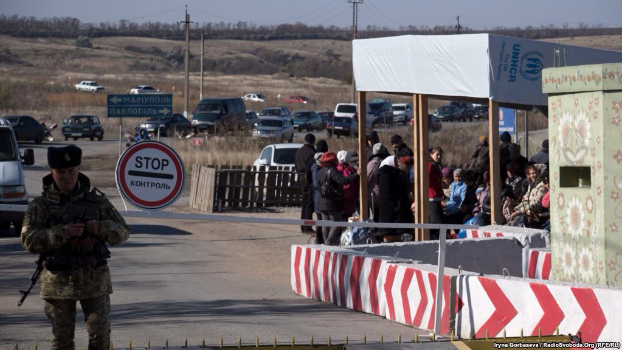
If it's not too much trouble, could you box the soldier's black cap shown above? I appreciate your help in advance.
[48,145,82,169]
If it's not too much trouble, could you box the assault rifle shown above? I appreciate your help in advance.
[18,254,45,306]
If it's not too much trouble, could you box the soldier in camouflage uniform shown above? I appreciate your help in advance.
[21,145,130,350]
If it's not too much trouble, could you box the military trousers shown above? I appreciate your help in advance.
[44,294,111,350]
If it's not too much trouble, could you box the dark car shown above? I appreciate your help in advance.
[473,105,489,120]
[449,101,475,121]
[317,111,333,130]
[367,101,393,127]
[408,114,442,133]
[259,107,293,123]
[192,98,246,133]
[3,115,47,143]
[292,111,322,132]
[140,114,191,137]
[433,105,460,122]
[62,115,105,141]
[326,117,358,138]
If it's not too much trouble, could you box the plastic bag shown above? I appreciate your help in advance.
[341,217,375,246]
[457,217,477,238]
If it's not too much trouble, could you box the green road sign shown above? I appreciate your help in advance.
[107,94,173,118]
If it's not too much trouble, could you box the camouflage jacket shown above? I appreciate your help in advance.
[21,173,130,300]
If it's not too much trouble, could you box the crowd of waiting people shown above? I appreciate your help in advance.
[295,131,550,245]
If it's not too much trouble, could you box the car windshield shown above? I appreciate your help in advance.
[0,129,18,162]
[393,106,406,111]
[294,112,312,119]
[368,103,384,111]
[196,103,222,113]
[273,148,297,164]
[439,106,453,112]
[336,105,356,113]
[257,94,266,99]
[334,117,351,123]
[258,119,283,127]
[261,109,281,117]
[69,116,94,124]
[141,86,155,91]
[5,117,18,124]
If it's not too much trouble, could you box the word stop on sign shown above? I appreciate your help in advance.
[117,141,185,211]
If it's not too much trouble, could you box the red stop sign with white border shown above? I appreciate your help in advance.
[116,141,185,211]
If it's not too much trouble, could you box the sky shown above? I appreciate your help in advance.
[1,0,621,30]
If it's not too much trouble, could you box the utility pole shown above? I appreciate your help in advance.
[200,31,204,100]
[348,0,363,103]
[455,16,462,34]
[179,6,195,118]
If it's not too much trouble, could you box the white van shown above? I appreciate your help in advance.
[334,103,357,118]
[0,118,34,236]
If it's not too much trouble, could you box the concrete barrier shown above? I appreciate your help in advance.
[344,237,546,277]
[292,244,622,342]
[523,248,551,280]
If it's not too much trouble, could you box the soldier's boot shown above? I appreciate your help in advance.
[45,299,77,350]
[82,294,111,350]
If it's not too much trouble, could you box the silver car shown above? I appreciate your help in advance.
[252,117,294,143]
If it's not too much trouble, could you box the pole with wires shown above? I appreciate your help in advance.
[455,16,462,34]
[348,0,363,103]
[178,6,195,118]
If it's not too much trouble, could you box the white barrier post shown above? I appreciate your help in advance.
[434,225,448,336]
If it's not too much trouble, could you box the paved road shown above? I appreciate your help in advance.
[1,139,426,349]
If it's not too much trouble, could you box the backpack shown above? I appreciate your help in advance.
[319,168,342,200]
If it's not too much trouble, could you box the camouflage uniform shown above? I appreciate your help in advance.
[22,173,130,350]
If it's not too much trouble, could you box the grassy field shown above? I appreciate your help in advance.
[2,34,615,169]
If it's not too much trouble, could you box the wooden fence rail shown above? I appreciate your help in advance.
[190,164,303,212]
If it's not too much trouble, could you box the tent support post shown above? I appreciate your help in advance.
[412,94,421,240]
[358,91,368,220]
[417,94,430,240]
[488,100,502,223]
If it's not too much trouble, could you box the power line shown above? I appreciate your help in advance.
[122,6,186,22]
[366,1,402,28]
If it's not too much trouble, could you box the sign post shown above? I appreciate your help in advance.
[107,94,173,156]
[116,141,185,211]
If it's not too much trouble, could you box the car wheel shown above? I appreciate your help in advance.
[98,134,104,141]
[64,136,69,141]
[73,137,79,141]
[35,133,44,144]
[12,221,22,237]
[90,134,95,141]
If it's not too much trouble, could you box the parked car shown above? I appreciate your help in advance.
[245,110,259,127]
[392,103,414,124]
[333,103,357,119]
[0,118,34,236]
[408,114,442,133]
[140,114,191,137]
[252,117,294,143]
[2,115,47,143]
[253,143,303,168]
[258,107,293,122]
[192,98,246,133]
[367,101,393,127]
[317,111,333,130]
[130,85,160,94]
[242,93,267,102]
[326,116,358,138]
[433,105,461,122]
[285,95,309,104]
[292,111,322,132]
[75,80,104,93]
[473,105,489,120]
[61,115,105,141]
[449,101,475,121]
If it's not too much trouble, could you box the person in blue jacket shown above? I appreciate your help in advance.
[442,168,467,224]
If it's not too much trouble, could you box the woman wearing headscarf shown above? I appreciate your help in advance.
[510,165,548,227]
[426,147,445,239]
[505,162,524,201]
[316,152,360,245]
[377,156,412,242]
[367,143,389,221]
[337,150,359,219]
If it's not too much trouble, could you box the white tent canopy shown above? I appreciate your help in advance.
[353,34,622,107]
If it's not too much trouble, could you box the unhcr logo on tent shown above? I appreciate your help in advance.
[520,51,545,81]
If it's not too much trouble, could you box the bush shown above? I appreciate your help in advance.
[0,81,14,109]
[75,36,92,48]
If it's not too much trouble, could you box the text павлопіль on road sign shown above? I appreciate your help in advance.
[107,94,173,118]
[116,141,185,211]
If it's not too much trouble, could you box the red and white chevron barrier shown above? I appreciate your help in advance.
[383,264,456,334]
[455,276,622,342]
[523,248,551,280]
[464,225,548,239]
[292,244,622,342]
